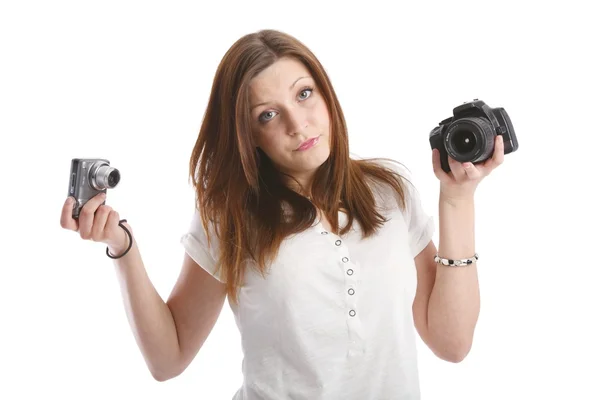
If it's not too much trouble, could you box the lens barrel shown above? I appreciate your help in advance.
[90,162,121,190]
[445,117,495,163]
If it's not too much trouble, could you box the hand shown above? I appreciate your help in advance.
[60,192,131,253]
[432,135,505,201]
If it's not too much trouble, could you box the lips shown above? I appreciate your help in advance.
[296,136,320,151]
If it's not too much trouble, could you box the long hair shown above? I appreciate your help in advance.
[188,29,410,305]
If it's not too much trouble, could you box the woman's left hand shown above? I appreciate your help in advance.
[432,135,505,201]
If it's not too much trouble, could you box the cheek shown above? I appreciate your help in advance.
[316,101,330,130]
[257,132,285,157]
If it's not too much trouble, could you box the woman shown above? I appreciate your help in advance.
[60,29,504,399]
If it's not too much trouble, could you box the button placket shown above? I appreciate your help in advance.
[329,236,358,321]
[322,232,365,356]
[317,230,359,320]
[315,221,364,355]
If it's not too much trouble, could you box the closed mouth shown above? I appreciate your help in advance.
[295,136,320,151]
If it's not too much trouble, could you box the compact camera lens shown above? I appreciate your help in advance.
[91,163,121,190]
[108,170,120,188]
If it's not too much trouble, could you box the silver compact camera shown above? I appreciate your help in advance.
[68,158,121,219]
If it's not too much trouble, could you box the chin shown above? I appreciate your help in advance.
[277,147,329,175]
[297,147,330,171]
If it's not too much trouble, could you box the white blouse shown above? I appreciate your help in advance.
[180,160,435,400]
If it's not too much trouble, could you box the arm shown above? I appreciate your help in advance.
[413,197,479,363]
[110,228,227,381]
[413,135,503,362]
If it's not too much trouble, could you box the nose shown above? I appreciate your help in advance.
[286,108,308,136]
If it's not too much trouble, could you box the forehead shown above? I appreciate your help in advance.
[249,57,312,99]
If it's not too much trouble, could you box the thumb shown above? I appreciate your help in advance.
[60,197,79,231]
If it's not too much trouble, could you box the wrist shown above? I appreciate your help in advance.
[439,193,474,208]
[107,225,132,255]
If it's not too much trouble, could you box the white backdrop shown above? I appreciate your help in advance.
[1,0,599,399]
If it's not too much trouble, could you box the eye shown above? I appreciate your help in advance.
[298,87,313,100]
[259,111,277,122]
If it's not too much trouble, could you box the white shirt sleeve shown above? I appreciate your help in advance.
[180,208,226,283]
[378,160,436,258]
[403,176,435,258]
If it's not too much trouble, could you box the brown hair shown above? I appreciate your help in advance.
[188,29,410,304]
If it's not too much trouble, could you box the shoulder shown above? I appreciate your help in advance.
[352,155,414,186]
[353,156,416,212]
[370,158,413,182]
[180,207,224,278]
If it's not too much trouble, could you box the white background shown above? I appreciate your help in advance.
[1,0,599,399]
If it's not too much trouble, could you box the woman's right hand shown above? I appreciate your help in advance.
[60,192,132,254]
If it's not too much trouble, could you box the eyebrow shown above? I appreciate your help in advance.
[250,76,311,111]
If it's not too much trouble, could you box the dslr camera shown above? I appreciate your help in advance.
[429,99,518,173]
[68,158,121,219]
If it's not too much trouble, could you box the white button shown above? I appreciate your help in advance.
[347,269,354,276]
[335,240,342,246]
[342,257,349,263]
[348,288,355,295]
[349,310,356,317]
[321,231,328,235]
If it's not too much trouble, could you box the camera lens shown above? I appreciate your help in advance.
[107,170,120,188]
[445,117,495,163]
[450,130,477,154]
[90,163,121,190]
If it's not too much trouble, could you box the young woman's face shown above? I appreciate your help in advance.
[249,57,331,190]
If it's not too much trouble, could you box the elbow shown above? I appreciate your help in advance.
[444,350,468,363]
[426,326,474,363]
[152,372,172,382]
[150,365,183,382]
[149,350,186,382]
[151,370,180,382]
[428,336,472,363]
[151,370,173,382]
[441,342,472,363]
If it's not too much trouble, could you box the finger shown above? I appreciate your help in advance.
[484,136,505,170]
[463,162,482,180]
[91,205,112,241]
[448,155,466,181]
[493,135,505,164]
[79,192,107,240]
[433,149,454,184]
[106,210,121,234]
[60,197,79,231]
[431,149,447,181]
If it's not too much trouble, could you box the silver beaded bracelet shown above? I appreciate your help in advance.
[434,253,479,267]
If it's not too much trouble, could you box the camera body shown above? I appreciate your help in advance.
[68,158,121,219]
[429,99,518,173]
